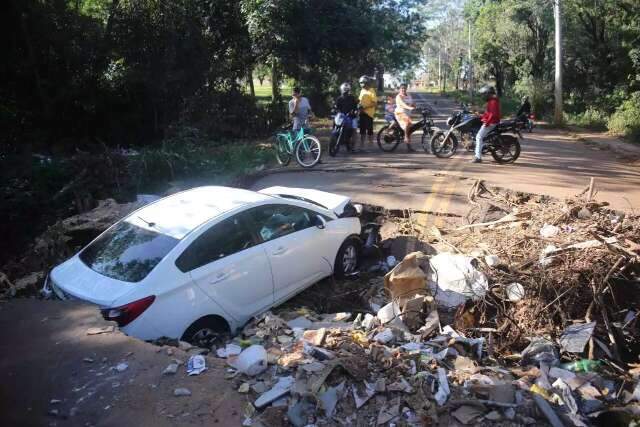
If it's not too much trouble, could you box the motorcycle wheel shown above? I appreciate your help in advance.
[376,124,401,152]
[431,131,458,158]
[329,133,340,157]
[490,135,521,164]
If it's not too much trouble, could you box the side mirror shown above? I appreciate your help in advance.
[316,215,327,229]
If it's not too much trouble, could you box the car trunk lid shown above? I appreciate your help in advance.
[50,256,136,307]
[259,186,351,216]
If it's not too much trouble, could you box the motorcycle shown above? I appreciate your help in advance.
[329,109,358,156]
[376,107,439,152]
[516,113,535,133]
[431,108,522,163]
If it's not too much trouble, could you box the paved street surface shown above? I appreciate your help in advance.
[0,300,243,426]
[252,93,640,225]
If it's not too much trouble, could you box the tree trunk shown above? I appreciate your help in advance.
[248,67,255,98]
[271,59,281,102]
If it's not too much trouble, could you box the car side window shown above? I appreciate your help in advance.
[248,204,318,242]
[176,214,255,272]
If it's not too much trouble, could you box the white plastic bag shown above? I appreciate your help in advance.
[231,345,268,376]
[428,253,488,308]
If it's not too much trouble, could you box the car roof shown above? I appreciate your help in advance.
[126,186,273,239]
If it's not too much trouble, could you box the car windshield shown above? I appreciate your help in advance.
[79,221,179,283]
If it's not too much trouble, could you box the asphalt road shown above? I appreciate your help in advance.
[252,92,640,227]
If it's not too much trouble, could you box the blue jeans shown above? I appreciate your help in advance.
[475,124,496,159]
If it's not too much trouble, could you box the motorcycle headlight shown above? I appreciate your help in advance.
[446,117,454,126]
[334,114,344,126]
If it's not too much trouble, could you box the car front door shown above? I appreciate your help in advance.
[175,212,274,323]
[246,204,333,303]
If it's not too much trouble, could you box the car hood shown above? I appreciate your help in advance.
[50,256,137,307]
[259,186,351,215]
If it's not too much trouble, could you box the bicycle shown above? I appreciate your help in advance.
[376,107,439,152]
[273,125,322,168]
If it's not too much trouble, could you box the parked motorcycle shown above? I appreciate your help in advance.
[329,109,358,156]
[376,107,439,152]
[431,108,522,163]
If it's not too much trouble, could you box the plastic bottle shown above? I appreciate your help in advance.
[560,359,602,372]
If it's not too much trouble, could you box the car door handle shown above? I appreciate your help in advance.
[210,272,230,284]
[272,246,287,256]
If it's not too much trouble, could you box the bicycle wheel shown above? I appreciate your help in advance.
[430,131,458,158]
[274,134,291,166]
[295,135,322,168]
[376,123,402,152]
[490,135,521,164]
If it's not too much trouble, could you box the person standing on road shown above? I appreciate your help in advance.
[516,96,531,117]
[334,82,359,151]
[472,85,501,163]
[357,75,377,152]
[394,83,417,152]
[288,87,313,131]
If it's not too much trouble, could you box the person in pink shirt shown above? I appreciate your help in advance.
[472,85,501,163]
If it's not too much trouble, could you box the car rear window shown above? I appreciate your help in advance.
[79,221,179,282]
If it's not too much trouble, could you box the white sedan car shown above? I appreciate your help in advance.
[46,186,361,345]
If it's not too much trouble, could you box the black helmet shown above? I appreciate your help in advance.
[478,85,496,97]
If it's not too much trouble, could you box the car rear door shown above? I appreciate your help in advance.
[245,204,334,303]
[176,212,274,323]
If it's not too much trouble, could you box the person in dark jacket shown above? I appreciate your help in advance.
[516,96,531,117]
[472,85,501,163]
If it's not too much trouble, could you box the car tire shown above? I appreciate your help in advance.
[334,236,361,279]
[182,316,230,348]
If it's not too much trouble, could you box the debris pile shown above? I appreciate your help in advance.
[218,182,640,426]
[0,198,147,298]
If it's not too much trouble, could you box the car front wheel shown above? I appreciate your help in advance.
[334,236,361,279]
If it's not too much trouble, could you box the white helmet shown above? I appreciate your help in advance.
[339,82,351,94]
[358,75,370,85]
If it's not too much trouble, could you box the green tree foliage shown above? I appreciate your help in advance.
[466,0,640,136]
[241,0,426,113]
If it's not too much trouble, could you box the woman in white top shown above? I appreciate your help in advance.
[394,83,416,151]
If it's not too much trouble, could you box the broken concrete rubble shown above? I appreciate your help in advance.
[217,183,640,426]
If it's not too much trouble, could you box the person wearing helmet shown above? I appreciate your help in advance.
[333,82,359,152]
[516,95,531,117]
[357,75,377,152]
[472,85,500,163]
[335,82,358,115]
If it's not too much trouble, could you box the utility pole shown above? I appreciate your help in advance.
[468,20,473,100]
[554,0,563,124]
[438,45,442,91]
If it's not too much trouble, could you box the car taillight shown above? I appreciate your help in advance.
[101,295,155,327]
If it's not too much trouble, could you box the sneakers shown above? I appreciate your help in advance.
[470,157,482,163]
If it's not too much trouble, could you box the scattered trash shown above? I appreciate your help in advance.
[173,388,191,397]
[254,376,294,408]
[539,223,560,238]
[428,253,488,308]
[230,345,267,377]
[505,282,525,302]
[86,326,115,335]
[484,255,500,267]
[186,355,207,376]
[520,338,559,367]
[216,343,242,358]
[162,363,178,375]
[386,255,397,267]
[559,322,596,353]
[560,359,602,373]
[115,362,128,372]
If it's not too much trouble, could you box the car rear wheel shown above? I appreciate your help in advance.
[182,316,229,348]
[334,236,361,279]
